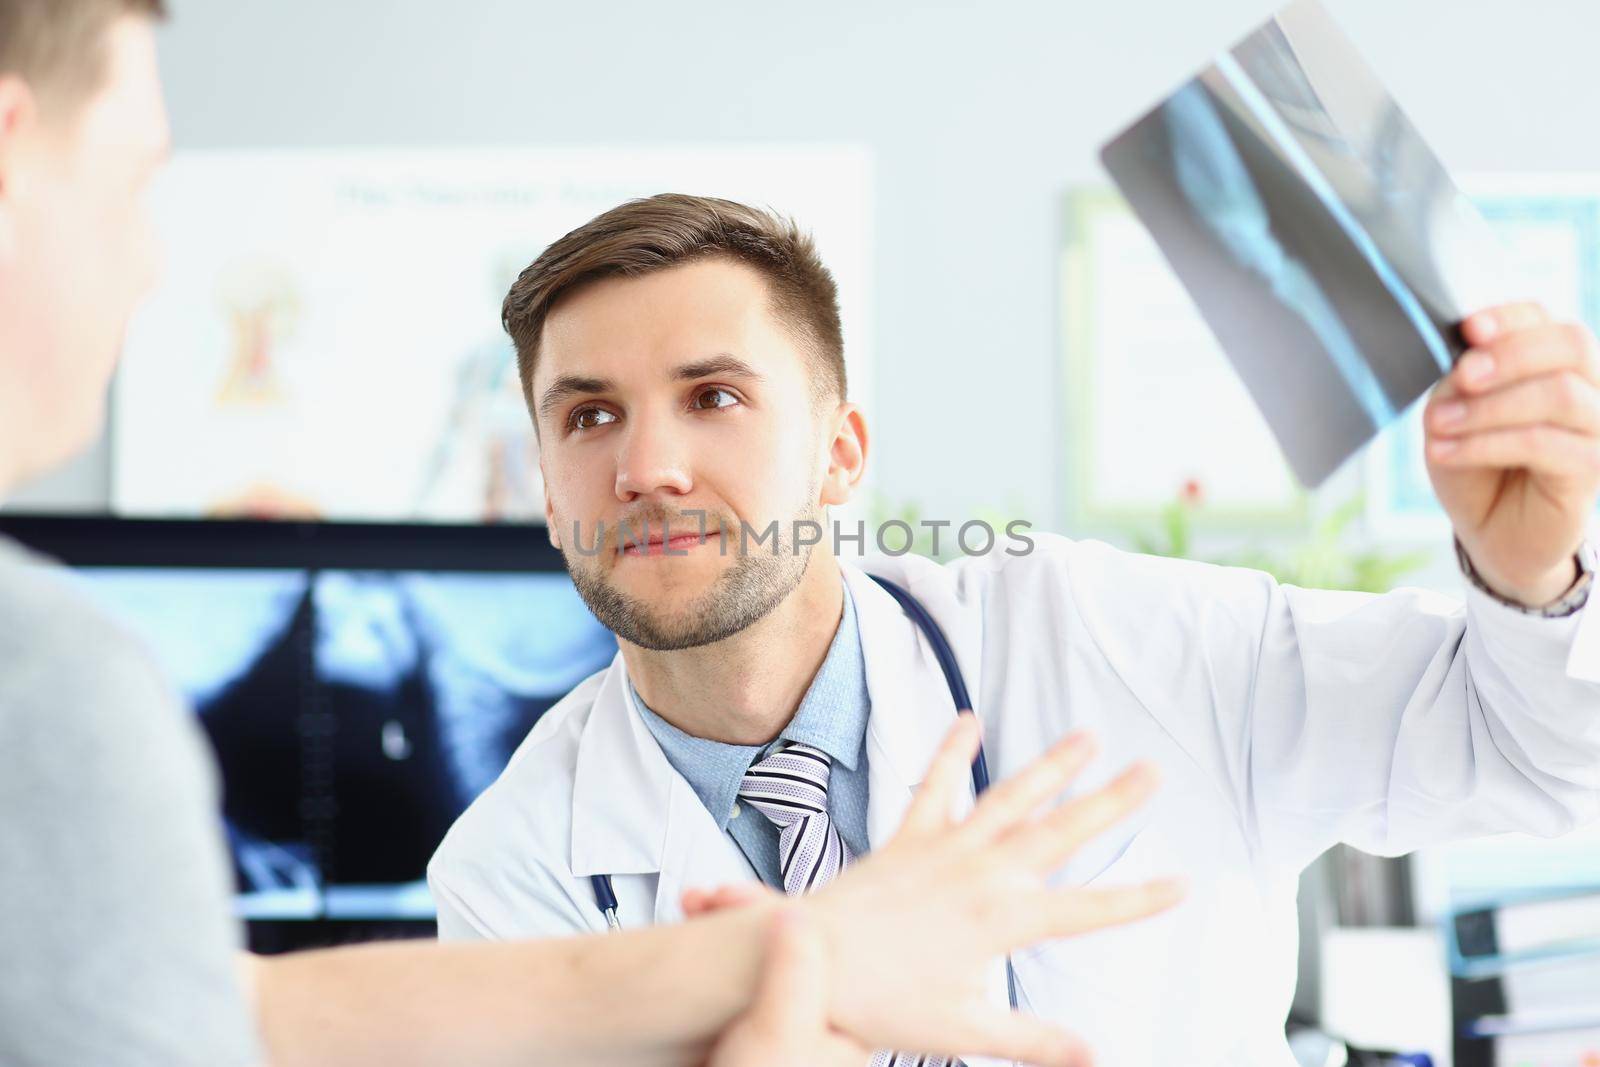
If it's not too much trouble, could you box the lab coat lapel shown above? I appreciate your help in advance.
[652,771,753,925]
[569,656,673,879]
[568,654,751,925]
[844,562,981,844]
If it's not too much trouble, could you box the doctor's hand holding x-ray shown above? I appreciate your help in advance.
[1425,302,1600,608]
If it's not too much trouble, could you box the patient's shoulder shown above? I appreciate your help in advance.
[0,538,189,753]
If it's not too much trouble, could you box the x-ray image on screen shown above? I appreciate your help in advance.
[70,565,616,923]
[312,570,616,918]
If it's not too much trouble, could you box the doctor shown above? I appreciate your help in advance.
[430,193,1600,1067]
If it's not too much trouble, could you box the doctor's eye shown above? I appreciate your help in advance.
[568,405,619,432]
[690,386,741,412]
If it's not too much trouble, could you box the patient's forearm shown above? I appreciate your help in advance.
[250,906,775,1067]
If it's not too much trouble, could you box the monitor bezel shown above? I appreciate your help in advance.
[0,514,569,573]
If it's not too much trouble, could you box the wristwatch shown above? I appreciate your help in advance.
[1455,538,1595,618]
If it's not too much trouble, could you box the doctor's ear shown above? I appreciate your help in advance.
[542,473,562,550]
[819,403,868,507]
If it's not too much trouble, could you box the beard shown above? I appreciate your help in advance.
[561,502,820,652]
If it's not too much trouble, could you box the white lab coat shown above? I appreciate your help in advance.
[429,534,1600,1067]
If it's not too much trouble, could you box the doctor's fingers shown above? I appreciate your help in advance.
[1004,761,1161,873]
[1019,878,1188,946]
[1426,423,1600,483]
[682,883,778,918]
[1452,321,1600,396]
[958,730,1099,843]
[898,713,984,838]
[1426,371,1600,440]
[1462,301,1550,347]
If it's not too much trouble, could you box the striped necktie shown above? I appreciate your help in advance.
[738,741,850,895]
[739,742,965,1067]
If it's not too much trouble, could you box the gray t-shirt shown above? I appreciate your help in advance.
[0,537,262,1066]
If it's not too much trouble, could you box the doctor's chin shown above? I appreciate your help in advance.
[6,3,1600,1067]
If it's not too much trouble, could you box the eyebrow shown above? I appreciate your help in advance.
[536,354,766,421]
[538,374,616,421]
[671,354,766,385]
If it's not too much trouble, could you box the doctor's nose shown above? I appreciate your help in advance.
[613,420,694,501]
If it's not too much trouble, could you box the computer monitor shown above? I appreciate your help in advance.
[0,517,615,951]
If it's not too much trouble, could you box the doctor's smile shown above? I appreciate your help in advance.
[619,525,718,557]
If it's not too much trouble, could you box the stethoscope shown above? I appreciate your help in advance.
[589,574,1020,1010]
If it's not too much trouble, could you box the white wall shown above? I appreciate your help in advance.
[19,0,1600,532]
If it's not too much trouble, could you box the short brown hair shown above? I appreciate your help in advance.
[0,0,166,113]
[503,193,847,413]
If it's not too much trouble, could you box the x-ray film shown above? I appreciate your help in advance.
[1101,0,1506,488]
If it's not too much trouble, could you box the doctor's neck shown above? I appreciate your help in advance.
[621,553,846,747]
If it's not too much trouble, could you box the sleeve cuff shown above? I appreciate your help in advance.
[1454,537,1593,617]
[1464,575,1600,683]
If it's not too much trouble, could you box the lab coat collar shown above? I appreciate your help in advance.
[567,555,985,879]
[567,647,781,901]
[567,649,789,924]
[569,654,679,878]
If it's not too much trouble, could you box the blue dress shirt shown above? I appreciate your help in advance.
[632,581,872,888]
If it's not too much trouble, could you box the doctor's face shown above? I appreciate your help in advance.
[533,258,840,651]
